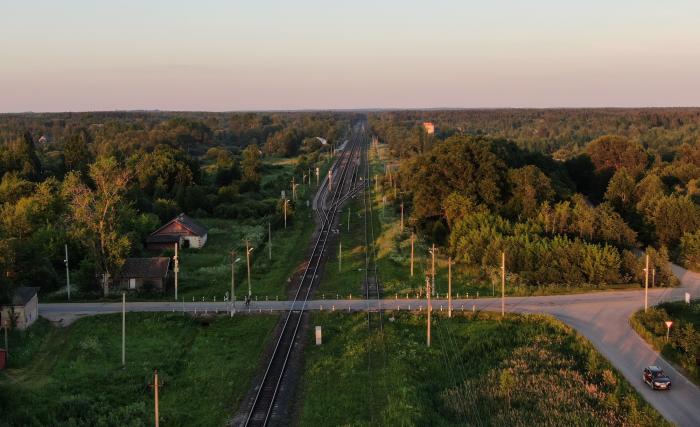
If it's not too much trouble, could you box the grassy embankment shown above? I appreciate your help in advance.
[0,313,277,426]
[318,143,650,299]
[298,311,668,426]
[630,300,700,385]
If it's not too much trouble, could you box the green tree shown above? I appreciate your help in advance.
[63,157,133,295]
[604,168,637,213]
[242,144,262,185]
[507,165,555,219]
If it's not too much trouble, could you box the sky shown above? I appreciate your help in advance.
[2,0,700,112]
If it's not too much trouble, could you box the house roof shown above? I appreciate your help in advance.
[146,234,182,244]
[12,287,39,306]
[150,213,208,238]
[120,257,170,279]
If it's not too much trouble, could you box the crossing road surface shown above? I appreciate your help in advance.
[41,264,700,426]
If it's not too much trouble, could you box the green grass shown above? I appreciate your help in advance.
[298,311,668,426]
[0,313,278,426]
[630,300,700,385]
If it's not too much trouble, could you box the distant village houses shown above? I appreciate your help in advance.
[422,122,435,135]
[146,213,208,250]
[0,287,39,330]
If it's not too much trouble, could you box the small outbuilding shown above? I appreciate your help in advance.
[146,213,208,250]
[0,287,39,331]
[118,257,171,291]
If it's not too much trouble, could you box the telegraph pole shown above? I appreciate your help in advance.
[291,176,297,201]
[644,253,649,312]
[246,241,254,298]
[429,244,437,296]
[268,222,272,260]
[400,202,404,230]
[173,243,179,301]
[283,199,289,229]
[339,241,342,272]
[501,251,506,317]
[652,267,656,287]
[230,251,239,313]
[448,257,453,318]
[154,369,160,427]
[122,292,126,366]
[328,170,333,192]
[347,207,351,232]
[410,233,415,277]
[64,244,71,301]
[426,275,431,347]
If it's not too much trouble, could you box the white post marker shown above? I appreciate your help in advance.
[315,326,322,345]
[665,320,673,343]
[686,292,691,304]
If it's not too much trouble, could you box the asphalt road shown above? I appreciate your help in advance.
[40,266,700,426]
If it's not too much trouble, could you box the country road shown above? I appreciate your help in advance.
[41,266,700,426]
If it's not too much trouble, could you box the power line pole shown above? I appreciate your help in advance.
[328,170,333,192]
[268,222,272,260]
[652,267,656,287]
[448,257,453,318]
[347,207,351,232]
[400,202,404,230]
[283,199,289,229]
[410,233,415,277]
[64,244,71,301]
[644,253,649,312]
[122,292,126,366]
[246,240,254,298]
[429,244,437,296]
[426,275,431,347]
[501,251,506,317]
[173,243,179,301]
[339,241,342,272]
[230,251,239,314]
[154,369,160,427]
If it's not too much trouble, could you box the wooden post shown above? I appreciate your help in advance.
[347,208,351,232]
[283,199,288,229]
[246,240,254,298]
[430,244,437,296]
[400,203,404,230]
[339,241,342,272]
[501,251,506,317]
[410,233,415,277]
[268,222,272,260]
[328,170,333,192]
[230,251,237,314]
[154,369,160,427]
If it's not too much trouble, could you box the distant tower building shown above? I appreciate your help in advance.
[422,122,435,135]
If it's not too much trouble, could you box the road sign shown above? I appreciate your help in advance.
[665,321,673,328]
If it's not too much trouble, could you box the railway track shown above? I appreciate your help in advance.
[242,124,365,427]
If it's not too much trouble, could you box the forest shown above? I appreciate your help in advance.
[0,111,355,302]
[370,108,700,289]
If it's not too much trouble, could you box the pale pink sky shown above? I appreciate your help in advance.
[2,0,699,112]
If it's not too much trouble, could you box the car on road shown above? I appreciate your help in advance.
[643,366,672,390]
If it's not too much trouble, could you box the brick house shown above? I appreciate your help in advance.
[146,213,208,250]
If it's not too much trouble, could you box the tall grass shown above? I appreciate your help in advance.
[298,311,667,426]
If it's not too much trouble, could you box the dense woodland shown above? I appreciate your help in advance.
[370,108,700,288]
[0,112,354,302]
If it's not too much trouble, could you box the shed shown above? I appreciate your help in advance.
[118,257,171,291]
[0,287,39,331]
[147,213,208,250]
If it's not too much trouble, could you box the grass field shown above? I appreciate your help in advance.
[0,313,278,426]
[630,300,700,385]
[298,311,667,426]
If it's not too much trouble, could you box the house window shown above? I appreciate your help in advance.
[129,278,136,289]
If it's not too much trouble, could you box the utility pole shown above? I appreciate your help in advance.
[429,244,437,296]
[154,369,160,427]
[173,243,179,301]
[230,251,239,313]
[283,199,289,229]
[268,222,272,260]
[400,202,404,230]
[652,267,656,287]
[410,233,415,277]
[246,240,254,298]
[426,275,431,347]
[339,241,342,272]
[64,244,71,301]
[291,176,297,201]
[448,257,453,318]
[644,253,649,312]
[122,292,126,366]
[501,251,506,317]
[316,167,320,186]
[347,208,351,232]
[328,170,333,192]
